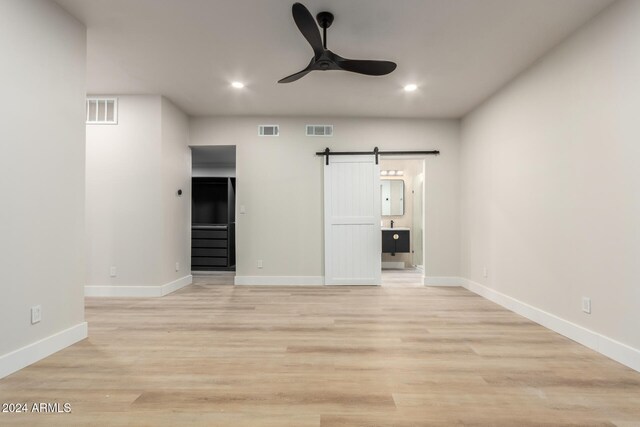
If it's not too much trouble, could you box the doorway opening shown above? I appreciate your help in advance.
[379,157,426,287]
[190,146,236,275]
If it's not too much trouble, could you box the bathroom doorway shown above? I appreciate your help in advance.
[379,157,425,287]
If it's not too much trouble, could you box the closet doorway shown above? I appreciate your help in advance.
[190,146,236,272]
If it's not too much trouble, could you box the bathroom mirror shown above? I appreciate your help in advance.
[381,179,404,216]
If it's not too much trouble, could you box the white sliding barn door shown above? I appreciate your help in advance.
[324,155,381,285]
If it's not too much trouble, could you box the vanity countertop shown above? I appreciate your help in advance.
[381,227,410,231]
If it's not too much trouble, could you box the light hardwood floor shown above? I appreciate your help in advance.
[1,274,640,426]
[382,268,425,287]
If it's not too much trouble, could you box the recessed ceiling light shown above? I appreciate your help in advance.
[404,84,417,92]
[231,81,245,89]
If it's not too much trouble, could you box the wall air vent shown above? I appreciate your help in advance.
[306,125,333,137]
[86,97,118,124]
[258,125,279,136]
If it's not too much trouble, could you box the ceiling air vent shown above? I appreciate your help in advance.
[306,125,333,137]
[86,97,118,124]
[258,125,279,136]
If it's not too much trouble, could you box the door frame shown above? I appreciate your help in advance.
[378,155,427,275]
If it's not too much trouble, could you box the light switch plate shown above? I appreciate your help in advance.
[31,305,42,324]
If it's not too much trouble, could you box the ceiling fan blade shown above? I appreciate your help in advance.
[278,69,313,84]
[336,59,397,76]
[292,3,324,57]
[278,59,316,83]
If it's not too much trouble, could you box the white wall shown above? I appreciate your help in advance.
[192,163,236,178]
[461,0,640,357]
[86,96,163,286]
[0,0,87,376]
[160,97,192,284]
[190,117,460,280]
[86,96,191,294]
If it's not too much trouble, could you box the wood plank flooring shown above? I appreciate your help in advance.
[381,268,425,287]
[1,273,640,426]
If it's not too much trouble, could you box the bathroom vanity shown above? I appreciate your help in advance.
[382,227,410,255]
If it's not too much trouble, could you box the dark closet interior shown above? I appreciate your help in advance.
[191,177,236,271]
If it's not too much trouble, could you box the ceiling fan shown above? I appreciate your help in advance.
[278,2,397,83]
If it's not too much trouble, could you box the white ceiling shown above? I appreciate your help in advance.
[55,0,612,118]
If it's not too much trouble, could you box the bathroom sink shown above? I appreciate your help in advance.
[381,227,410,231]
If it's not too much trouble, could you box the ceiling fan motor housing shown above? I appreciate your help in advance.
[318,51,341,70]
[316,11,334,29]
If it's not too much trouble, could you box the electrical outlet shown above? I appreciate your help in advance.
[175,262,180,272]
[257,260,263,269]
[483,266,488,278]
[31,305,42,324]
[110,266,117,277]
[582,297,592,314]
[240,205,246,214]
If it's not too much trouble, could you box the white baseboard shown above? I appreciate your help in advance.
[424,276,464,287]
[382,261,405,269]
[461,278,640,373]
[234,276,324,286]
[0,322,88,379]
[160,275,193,295]
[85,275,193,297]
